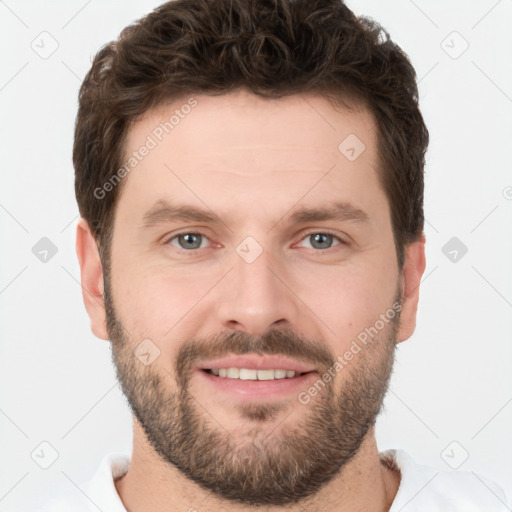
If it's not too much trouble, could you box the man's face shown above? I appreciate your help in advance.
[101,90,406,505]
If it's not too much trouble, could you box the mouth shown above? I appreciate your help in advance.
[202,368,311,380]
[194,355,319,399]
[196,368,318,399]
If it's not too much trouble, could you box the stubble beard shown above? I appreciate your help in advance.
[105,272,399,506]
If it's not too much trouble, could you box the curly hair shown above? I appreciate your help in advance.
[74,0,428,267]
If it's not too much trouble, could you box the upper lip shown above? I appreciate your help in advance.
[196,355,317,373]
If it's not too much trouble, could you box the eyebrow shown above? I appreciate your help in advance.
[285,202,369,225]
[141,200,219,228]
[140,200,369,229]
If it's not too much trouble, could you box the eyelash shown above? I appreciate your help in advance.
[164,229,346,253]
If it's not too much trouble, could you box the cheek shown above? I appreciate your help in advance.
[297,257,396,326]
[110,258,222,340]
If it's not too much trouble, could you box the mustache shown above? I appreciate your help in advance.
[175,328,336,383]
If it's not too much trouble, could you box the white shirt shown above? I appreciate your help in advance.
[38,449,510,511]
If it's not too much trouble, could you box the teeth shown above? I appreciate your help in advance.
[256,369,276,380]
[211,368,299,380]
[240,368,257,380]
[227,368,240,378]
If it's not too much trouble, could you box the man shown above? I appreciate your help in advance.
[41,0,509,510]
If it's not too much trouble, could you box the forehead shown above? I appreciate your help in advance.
[117,90,386,225]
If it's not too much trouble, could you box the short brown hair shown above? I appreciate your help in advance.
[74,0,428,267]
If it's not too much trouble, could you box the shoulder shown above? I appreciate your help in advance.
[37,453,130,512]
[382,449,510,512]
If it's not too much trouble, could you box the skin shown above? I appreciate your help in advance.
[76,89,426,512]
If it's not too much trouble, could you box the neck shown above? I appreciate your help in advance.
[115,420,400,512]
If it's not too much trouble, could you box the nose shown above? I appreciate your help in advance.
[215,243,300,336]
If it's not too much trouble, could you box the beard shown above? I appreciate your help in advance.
[104,273,400,507]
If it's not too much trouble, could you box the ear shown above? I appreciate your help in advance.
[396,234,426,343]
[76,218,109,340]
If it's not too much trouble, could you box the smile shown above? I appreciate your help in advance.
[204,368,307,380]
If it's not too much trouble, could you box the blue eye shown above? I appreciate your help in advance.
[165,231,343,253]
[168,233,208,250]
[299,232,342,250]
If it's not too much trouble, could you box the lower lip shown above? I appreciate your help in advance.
[195,369,319,399]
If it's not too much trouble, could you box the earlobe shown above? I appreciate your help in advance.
[396,234,426,343]
[76,218,109,340]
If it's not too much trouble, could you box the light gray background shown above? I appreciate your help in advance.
[1,0,511,510]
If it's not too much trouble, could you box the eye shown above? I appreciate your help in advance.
[167,232,210,250]
[297,232,343,250]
